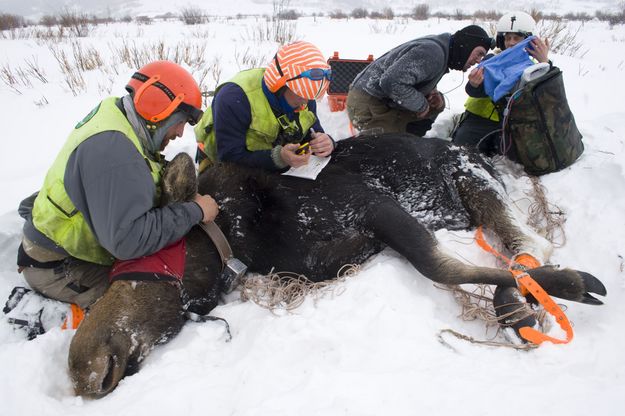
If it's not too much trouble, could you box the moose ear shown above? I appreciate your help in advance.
[161,153,198,206]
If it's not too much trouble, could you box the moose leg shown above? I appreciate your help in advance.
[361,198,517,287]
[452,170,552,263]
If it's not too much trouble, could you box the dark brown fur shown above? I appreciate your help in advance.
[68,135,606,398]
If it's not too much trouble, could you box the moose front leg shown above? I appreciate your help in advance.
[452,168,552,264]
[361,197,606,305]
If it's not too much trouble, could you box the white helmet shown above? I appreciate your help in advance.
[496,11,537,50]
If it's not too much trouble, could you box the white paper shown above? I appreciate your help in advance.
[281,155,331,180]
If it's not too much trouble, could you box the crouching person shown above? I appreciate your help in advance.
[16,60,218,310]
[195,41,335,172]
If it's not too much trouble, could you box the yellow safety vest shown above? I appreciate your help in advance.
[464,96,500,122]
[32,97,162,265]
[195,68,317,161]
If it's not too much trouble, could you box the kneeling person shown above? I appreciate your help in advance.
[195,41,335,172]
[17,61,219,309]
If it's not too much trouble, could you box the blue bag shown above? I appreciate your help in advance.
[479,36,535,101]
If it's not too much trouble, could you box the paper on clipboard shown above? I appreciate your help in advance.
[282,155,331,180]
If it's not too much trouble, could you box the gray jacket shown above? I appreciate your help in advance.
[20,99,203,262]
[351,33,451,113]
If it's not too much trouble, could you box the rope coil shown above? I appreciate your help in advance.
[240,264,360,311]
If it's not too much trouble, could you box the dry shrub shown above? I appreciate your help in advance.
[135,16,152,25]
[271,0,297,44]
[49,45,86,95]
[0,13,26,30]
[71,41,103,71]
[329,9,348,19]
[538,19,585,57]
[351,8,369,19]
[370,8,394,20]
[277,9,299,20]
[412,4,430,21]
[39,15,58,27]
[180,6,206,25]
[528,8,543,23]
[58,9,91,37]
[473,10,502,21]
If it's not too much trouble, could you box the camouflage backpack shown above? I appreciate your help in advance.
[503,66,584,176]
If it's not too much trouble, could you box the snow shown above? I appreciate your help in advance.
[1,6,625,416]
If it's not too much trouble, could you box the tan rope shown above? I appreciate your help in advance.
[436,283,551,349]
[240,264,360,312]
[438,329,538,351]
[526,176,567,247]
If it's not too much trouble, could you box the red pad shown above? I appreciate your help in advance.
[109,238,186,283]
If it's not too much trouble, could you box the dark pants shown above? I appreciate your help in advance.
[451,111,503,156]
[22,258,110,309]
[346,88,438,136]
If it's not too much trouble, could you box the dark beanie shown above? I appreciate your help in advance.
[448,25,493,70]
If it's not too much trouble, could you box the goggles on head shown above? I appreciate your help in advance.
[271,54,332,96]
[177,102,203,126]
[287,68,333,82]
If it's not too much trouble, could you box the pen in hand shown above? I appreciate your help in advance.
[295,128,316,155]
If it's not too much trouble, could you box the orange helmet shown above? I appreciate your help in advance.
[264,41,331,100]
[125,60,202,125]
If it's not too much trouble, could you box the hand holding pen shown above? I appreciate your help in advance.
[308,128,334,157]
[281,143,311,167]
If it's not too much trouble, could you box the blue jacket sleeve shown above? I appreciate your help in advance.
[213,83,280,171]
[64,132,203,260]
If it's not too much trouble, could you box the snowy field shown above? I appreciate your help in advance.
[1,9,625,416]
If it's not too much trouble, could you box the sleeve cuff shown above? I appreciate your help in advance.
[188,201,205,223]
[271,145,289,169]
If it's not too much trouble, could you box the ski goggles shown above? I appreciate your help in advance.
[287,68,333,82]
[177,102,203,126]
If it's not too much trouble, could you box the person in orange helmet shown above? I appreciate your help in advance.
[195,41,335,171]
[16,60,219,308]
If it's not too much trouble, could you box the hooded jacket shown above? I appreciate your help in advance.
[350,33,451,113]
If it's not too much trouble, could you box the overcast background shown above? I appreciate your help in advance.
[1,0,623,20]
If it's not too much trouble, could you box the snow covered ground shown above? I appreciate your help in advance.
[1,10,624,416]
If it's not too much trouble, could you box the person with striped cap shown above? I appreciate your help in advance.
[195,41,335,171]
[346,25,493,136]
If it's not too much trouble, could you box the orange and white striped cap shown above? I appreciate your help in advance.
[264,41,330,100]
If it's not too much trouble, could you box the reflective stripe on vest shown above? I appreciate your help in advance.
[195,68,317,161]
[32,97,162,265]
[464,96,500,122]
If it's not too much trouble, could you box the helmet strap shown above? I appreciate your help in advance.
[132,73,185,123]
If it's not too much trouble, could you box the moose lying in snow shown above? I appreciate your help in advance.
[68,134,606,398]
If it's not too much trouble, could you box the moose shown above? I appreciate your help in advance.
[68,134,606,398]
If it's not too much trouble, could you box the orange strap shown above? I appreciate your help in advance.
[475,226,511,264]
[474,226,573,345]
[61,304,85,330]
[512,271,574,344]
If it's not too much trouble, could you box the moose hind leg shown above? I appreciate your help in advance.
[454,171,552,263]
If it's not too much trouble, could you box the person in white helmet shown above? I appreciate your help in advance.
[452,11,550,156]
